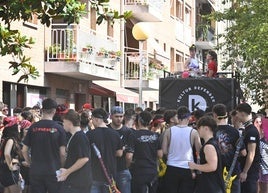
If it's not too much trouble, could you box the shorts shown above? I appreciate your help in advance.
[0,164,19,187]
[259,173,268,183]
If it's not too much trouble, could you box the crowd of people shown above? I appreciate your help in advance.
[0,99,267,193]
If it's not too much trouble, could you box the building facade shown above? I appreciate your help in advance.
[1,0,218,112]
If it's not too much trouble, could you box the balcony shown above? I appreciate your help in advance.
[175,18,194,46]
[195,24,215,49]
[45,24,120,81]
[124,52,165,90]
[124,0,164,22]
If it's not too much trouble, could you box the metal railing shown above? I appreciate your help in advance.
[124,51,165,80]
[125,0,164,10]
[46,24,119,70]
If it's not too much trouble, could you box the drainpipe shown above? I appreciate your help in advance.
[120,0,125,88]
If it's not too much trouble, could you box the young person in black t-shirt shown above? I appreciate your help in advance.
[87,108,123,193]
[236,103,260,193]
[213,104,246,193]
[189,116,225,193]
[128,111,163,193]
[57,109,92,193]
[108,106,133,193]
[22,98,66,193]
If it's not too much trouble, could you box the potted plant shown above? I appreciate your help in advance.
[97,47,108,58]
[47,44,61,61]
[116,51,121,61]
[82,44,93,54]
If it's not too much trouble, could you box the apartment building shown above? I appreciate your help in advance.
[0,0,198,111]
[120,0,196,109]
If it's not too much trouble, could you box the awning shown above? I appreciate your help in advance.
[90,82,139,104]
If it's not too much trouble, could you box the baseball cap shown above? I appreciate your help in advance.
[83,103,93,110]
[92,108,108,123]
[42,98,57,110]
[189,44,196,51]
[111,106,123,115]
[56,104,69,114]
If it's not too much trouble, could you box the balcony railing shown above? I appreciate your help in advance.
[46,24,119,69]
[124,0,164,21]
[125,52,165,80]
[125,0,163,11]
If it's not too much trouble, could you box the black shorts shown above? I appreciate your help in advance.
[0,164,19,187]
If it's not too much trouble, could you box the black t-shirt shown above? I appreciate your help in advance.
[240,124,260,179]
[108,124,134,171]
[87,127,122,182]
[196,138,225,193]
[131,129,161,176]
[23,119,66,175]
[64,130,92,188]
[215,125,242,175]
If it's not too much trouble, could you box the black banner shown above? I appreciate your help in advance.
[159,78,240,112]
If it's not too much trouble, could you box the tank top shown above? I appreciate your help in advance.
[196,138,225,193]
[167,126,194,168]
[188,58,199,70]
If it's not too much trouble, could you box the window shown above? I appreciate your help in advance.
[176,0,183,20]
[90,7,97,30]
[170,0,175,17]
[185,6,191,26]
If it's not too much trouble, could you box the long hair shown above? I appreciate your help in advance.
[1,124,22,159]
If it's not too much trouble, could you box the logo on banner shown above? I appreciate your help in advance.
[177,86,216,111]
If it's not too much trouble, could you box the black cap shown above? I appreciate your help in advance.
[92,108,109,123]
[189,44,196,51]
[42,98,57,110]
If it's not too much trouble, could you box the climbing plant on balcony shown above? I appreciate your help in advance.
[0,0,132,82]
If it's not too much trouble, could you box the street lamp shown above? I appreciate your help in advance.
[132,22,149,108]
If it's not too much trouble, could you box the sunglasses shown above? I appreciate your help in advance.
[2,108,8,111]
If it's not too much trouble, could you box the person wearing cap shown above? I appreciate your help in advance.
[22,98,66,193]
[82,103,93,113]
[213,104,246,193]
[86,108,123,193]
[150,114,166,134]
[82,103,94,129]
[53,104,69,124]
[57,109,92,193]
[162,106,202,193]
[184,44,200,76]
[236,103,260,193]
[108,106,134,193]
[0,117,22,193]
